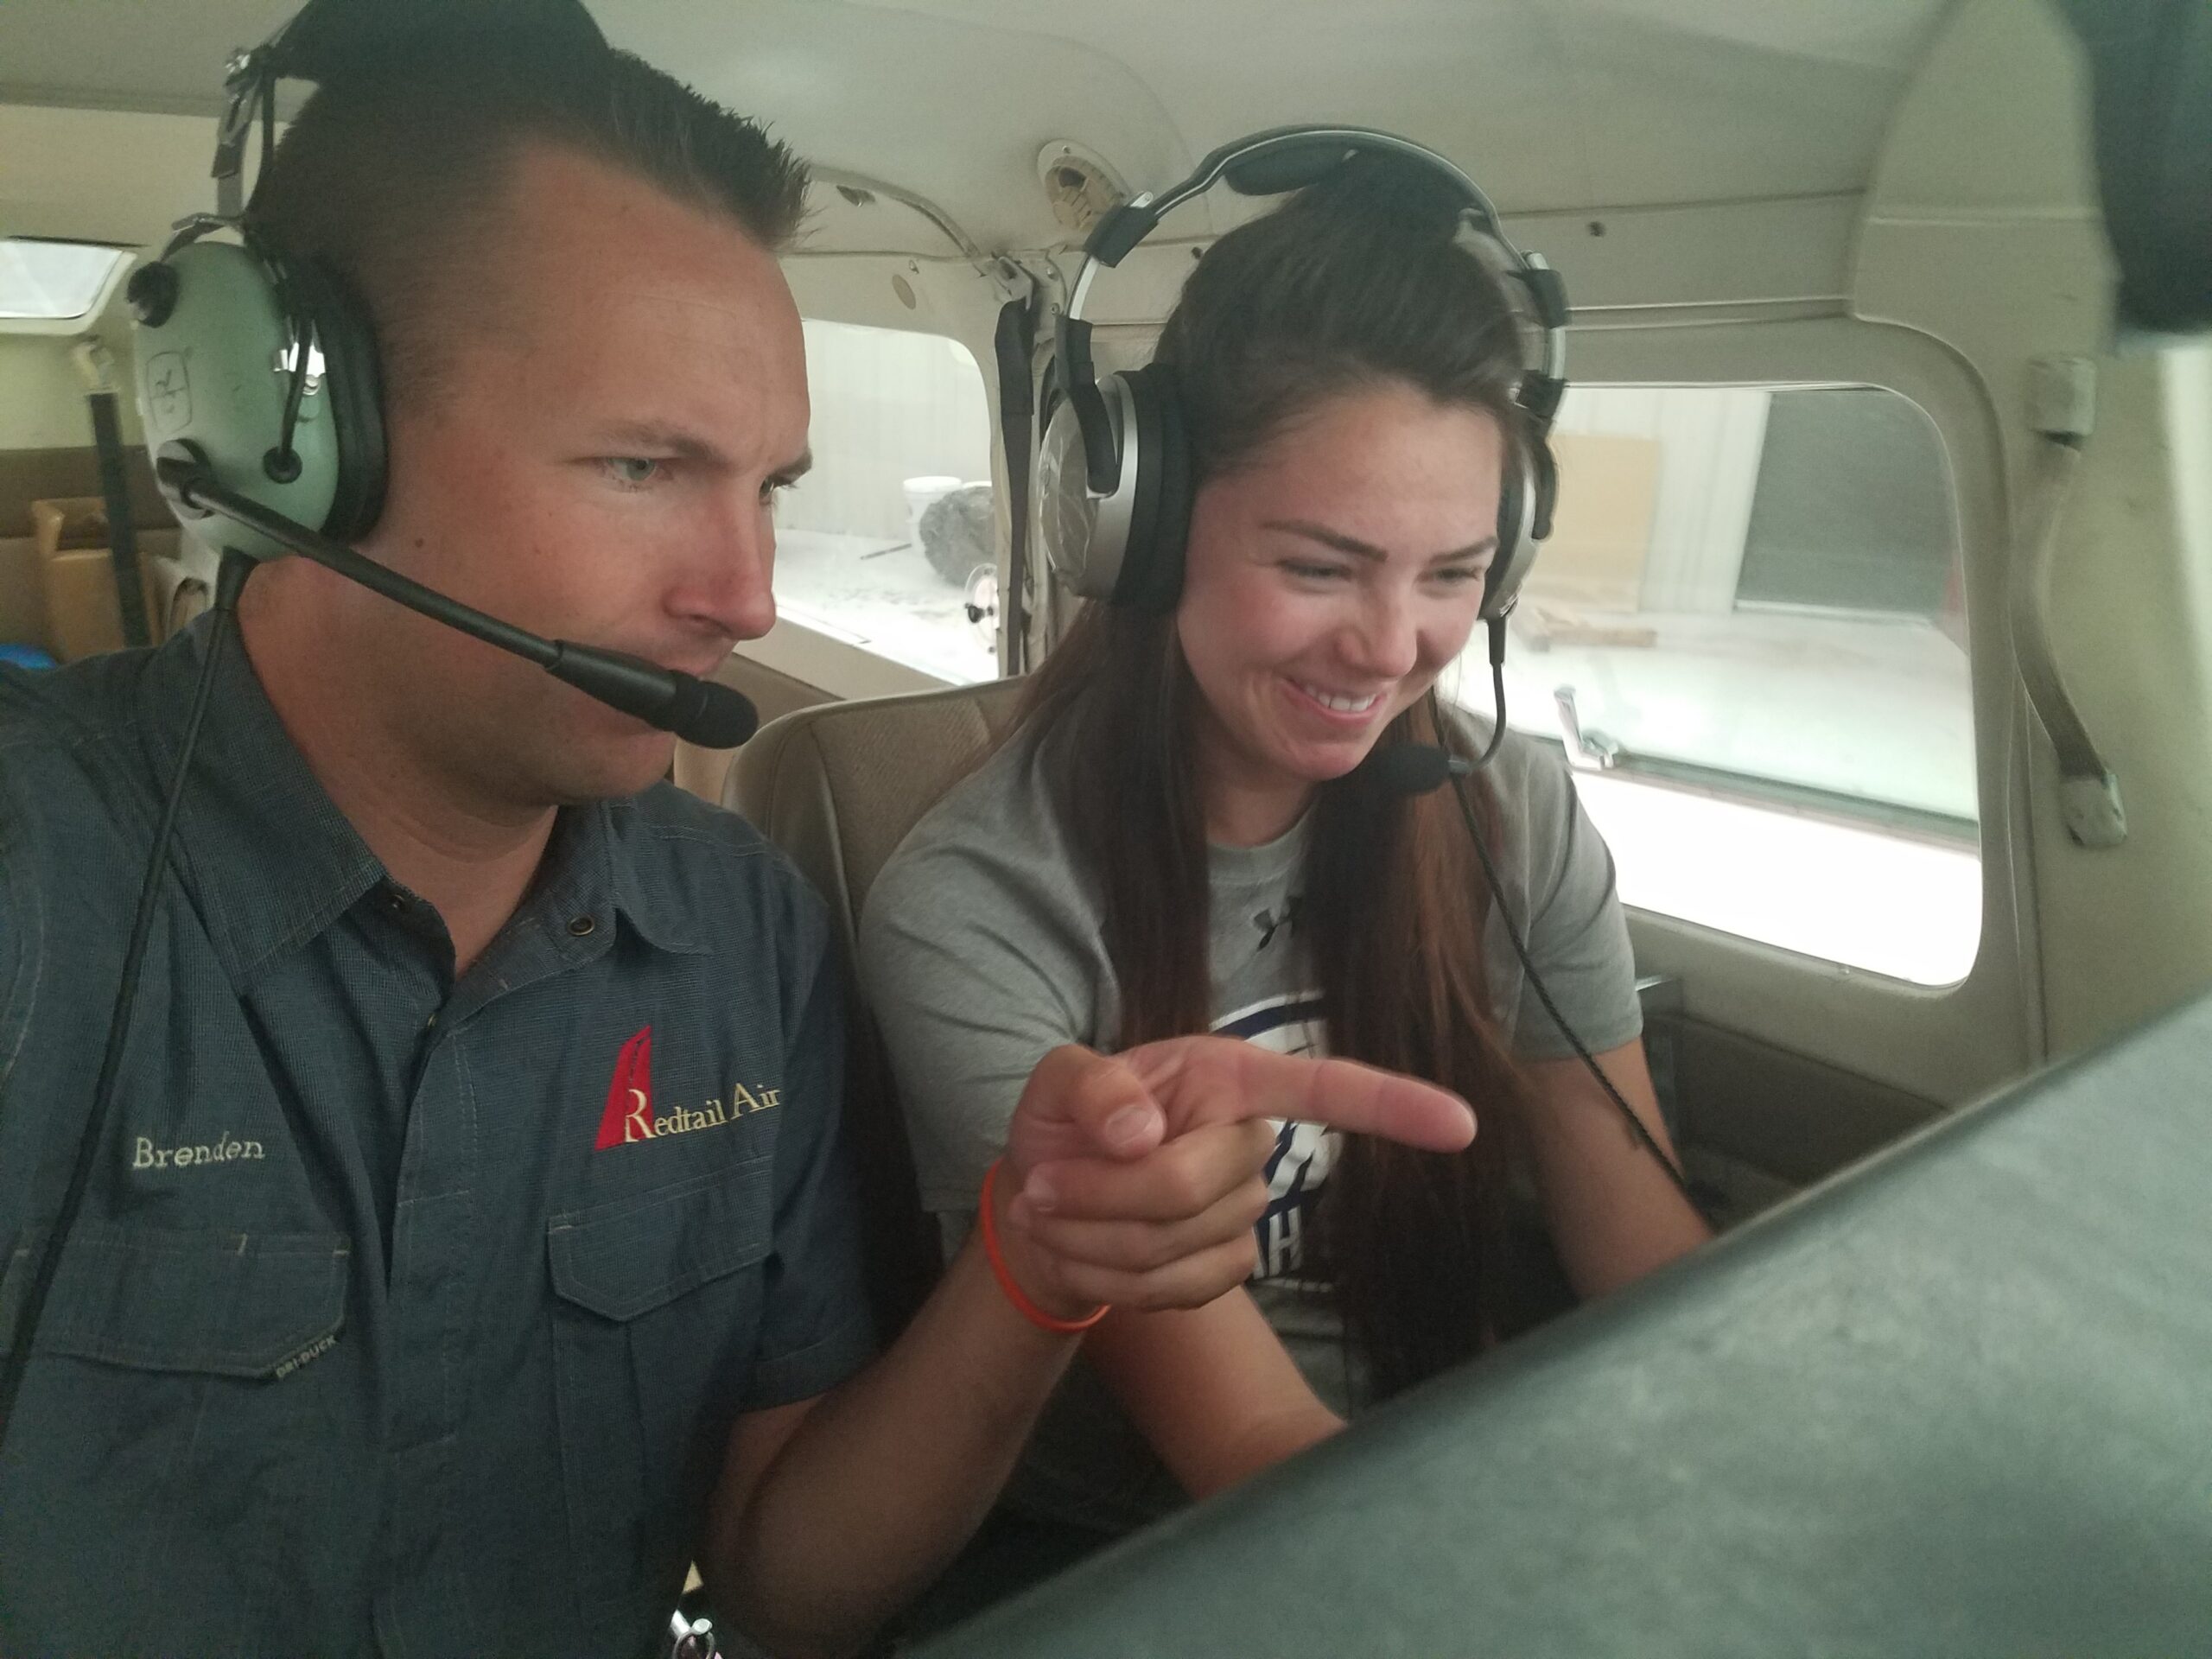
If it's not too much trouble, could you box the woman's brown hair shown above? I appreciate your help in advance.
[1016,155,1567,1398]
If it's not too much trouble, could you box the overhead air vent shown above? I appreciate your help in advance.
[1037,142,1129,239]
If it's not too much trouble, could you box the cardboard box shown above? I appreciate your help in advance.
[29,497,165,663]
[0,535,48,647]
[1521,432,1662,616]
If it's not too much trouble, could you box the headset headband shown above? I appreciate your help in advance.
[207,0,613,218]
[1053,125,1570,495]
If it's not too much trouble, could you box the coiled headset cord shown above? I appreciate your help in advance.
[0,550,254,1462]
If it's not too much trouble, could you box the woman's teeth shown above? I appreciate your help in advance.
[1298,682,1380,715]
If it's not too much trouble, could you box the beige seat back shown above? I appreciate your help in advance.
[723,677,1028,1332]
[724,677,1028,950]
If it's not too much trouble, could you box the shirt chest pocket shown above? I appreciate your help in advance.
[0,1223,350,1643]
[546,1158,774,1640]
[2,1221,347,1375]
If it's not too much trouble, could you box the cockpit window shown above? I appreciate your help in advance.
[1452,383,1979,985]
[772,319,999,686]
[0,238,130,321]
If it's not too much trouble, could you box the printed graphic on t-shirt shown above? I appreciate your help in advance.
[1214,993,1338,1281]
[1250,896,1303,950]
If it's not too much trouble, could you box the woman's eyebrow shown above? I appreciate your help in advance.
[1262,518,1497,563]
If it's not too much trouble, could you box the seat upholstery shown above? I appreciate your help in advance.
[723,677,1028,1332]
[671,650,838,805]
[725,677,1027,952]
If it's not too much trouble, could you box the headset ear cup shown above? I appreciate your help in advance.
[1037,372,1123,600]
[278,254,388,542]
[1109,367,1165,608]
[134,240,357,563]
[1140,365,1194,611]
[1484,448,1536,620]
[1528,432,1558,544]
[1112,363,1192,613]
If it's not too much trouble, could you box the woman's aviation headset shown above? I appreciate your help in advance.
[1033,136,1700,1206]
[1037,124,1570,618]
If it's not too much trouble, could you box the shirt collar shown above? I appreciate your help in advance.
[143,620,705,985]
[594,797,711,957]
[145,619,385,988]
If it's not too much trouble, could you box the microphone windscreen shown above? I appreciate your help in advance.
[671,677,760,749]
[547,643,759,747]
[1367,743,1459,797]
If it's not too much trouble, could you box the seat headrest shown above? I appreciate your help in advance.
[724,677,1027,945]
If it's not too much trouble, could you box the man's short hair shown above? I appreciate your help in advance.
[248,37,810,409]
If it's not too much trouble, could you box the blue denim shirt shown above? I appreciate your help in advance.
[0,620,875,1656]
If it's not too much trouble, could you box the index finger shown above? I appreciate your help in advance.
[1122,1039,1476,1151]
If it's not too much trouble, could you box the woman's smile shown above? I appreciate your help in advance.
[1175,382,1503,843]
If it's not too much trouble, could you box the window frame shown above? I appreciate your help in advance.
[1488,378,1977,846]
[1550,311,2038,1106]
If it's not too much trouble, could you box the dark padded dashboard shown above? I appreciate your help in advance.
[922,988,2212,1656]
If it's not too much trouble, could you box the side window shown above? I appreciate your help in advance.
[772,319,999,685]
[0,238,130,321]
[1455,385,1979,985]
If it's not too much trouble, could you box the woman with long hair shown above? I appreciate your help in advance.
[859,154,1710,1538]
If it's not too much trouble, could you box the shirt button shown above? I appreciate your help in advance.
[382,892,406,916]
[425,1012,438,1031]
[568,915,596,938]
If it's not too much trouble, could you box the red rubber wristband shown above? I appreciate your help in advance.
[979,1159,1109,1335]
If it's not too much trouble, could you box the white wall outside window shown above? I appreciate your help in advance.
[1449,382,1980,985]
[770,319,998,686]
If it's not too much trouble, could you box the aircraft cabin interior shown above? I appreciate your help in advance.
[1,0,2205,1650]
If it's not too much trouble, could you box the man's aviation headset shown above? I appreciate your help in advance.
[126,0,608,563]
[130,232,390,563]
[1036,124,1570,618]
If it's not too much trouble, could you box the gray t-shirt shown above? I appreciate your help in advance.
[858,715,1640,1531]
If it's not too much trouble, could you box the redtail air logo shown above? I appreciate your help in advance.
[594,1026,781,1149]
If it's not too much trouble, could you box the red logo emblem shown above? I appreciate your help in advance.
[594,1027,654,1150]
[594,1028,776,1149]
